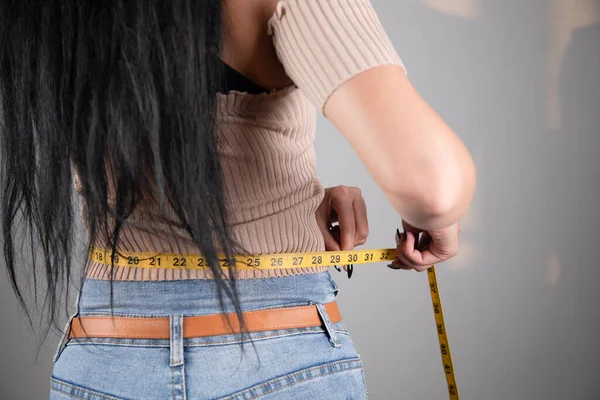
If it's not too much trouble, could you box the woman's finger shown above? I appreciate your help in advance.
[417,231,432,252]
[330,226,350,271]
[399,231,439,271]
[401,231,424,268]
[352,196,369,246]
[397,251,416,269]
[404,232,450,269]
[395,230,420,269]
[332,196,356,251]
[411,249,444,271]
[388,258,412,270]
[321,226,341,251]
[315,209,341,251]
[389,229,419,271]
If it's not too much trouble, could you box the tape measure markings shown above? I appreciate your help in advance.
[428,266,460,399]
[90,248,397,270]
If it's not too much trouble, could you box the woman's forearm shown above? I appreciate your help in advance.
[325,65,477,231]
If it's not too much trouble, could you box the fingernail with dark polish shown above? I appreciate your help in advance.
[396,228,401,243]
[334,265,341,272]
[347,264,353,279]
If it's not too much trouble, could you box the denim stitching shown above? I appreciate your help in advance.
[234,301,315,312]
[77,303,319,319]
[76,316,168,321]
[360,367,369,396]
[69,326,328,340]
[220,358,363,400]
[50,387,87,400]
[79,312,166,317]
[71,333,170,339]
[67,340,168,347]
[171,366,176,400]
[246,366,363,400]
[64,329,350,347]
[186,330,351,347]
[180,364,187,400]
[183,329,350,347]
[50,377,122,400]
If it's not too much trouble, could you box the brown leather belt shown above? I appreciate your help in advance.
[68,302,341,340]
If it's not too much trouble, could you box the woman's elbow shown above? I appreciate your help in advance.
[423,155,477,229]
[384,152,477,231]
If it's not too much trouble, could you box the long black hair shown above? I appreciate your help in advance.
[0,0,244,333]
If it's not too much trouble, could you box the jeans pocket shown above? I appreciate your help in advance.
[51,341,173,400]
[222,358,367,400]
[50,376,124,400]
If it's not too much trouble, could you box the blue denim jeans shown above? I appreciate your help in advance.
[50,272,368,399]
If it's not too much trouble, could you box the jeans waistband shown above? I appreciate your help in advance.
[76,271,339,316]
[53,272,342,362]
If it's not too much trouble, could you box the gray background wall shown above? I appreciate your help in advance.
[1,0,599,398]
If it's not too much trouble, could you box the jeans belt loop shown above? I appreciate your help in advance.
[315,303,341,348]
[170,315,184,367]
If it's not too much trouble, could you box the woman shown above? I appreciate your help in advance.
[0,0,476,398]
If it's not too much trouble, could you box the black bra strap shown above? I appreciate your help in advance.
[218,59,269,94]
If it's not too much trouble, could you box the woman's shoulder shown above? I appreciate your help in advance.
[220,0,292,92]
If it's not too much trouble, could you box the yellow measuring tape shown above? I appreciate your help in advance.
[89,248,397,270]
[427,266,459,399]
[90,247,459,399]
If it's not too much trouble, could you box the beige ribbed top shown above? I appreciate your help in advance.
[84,0,405,281]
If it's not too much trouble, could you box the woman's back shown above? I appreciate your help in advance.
[86,76,328,280]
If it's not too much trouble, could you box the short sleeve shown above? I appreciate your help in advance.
[267,0,406,116]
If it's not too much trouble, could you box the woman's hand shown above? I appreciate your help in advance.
[316,186,369,273]
[389,220,461,272]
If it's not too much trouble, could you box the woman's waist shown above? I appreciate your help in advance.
[77,271,338,316]
[85,207,328,281]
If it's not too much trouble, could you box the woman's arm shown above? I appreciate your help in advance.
[263,0,476,231]
[324,65,476,231]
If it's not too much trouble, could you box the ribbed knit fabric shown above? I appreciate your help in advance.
[84,0,405,280]
[85,85,328,280]
[267,0,406,116]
